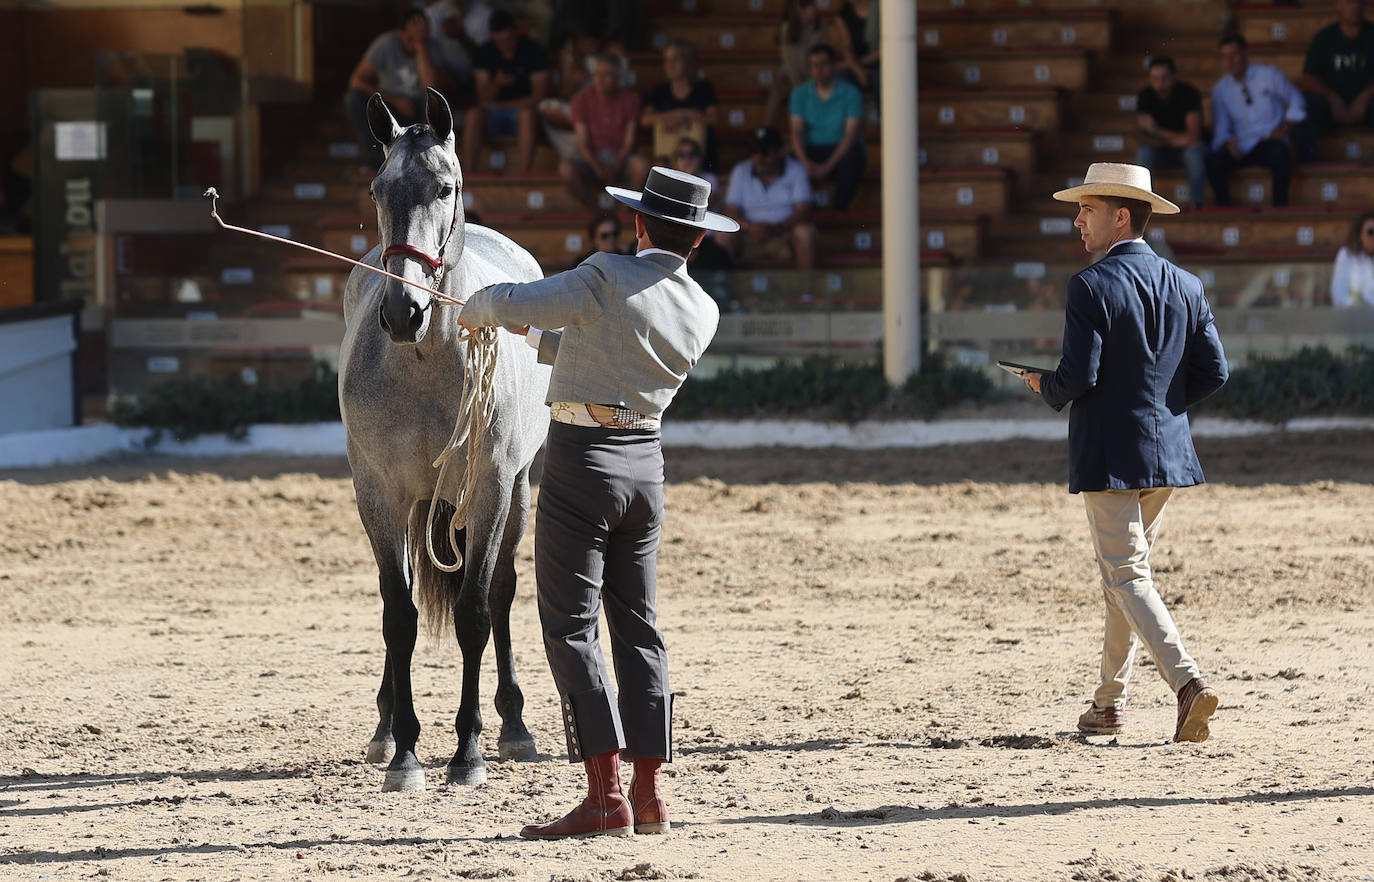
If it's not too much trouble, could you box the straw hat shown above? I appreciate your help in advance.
[1052,162,1180,215]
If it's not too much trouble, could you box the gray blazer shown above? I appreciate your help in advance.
[461,250,720,418]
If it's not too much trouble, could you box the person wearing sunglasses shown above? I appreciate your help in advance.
[1331,212,1374,306]
[1206,33,1313,207]
[569,212,627,268]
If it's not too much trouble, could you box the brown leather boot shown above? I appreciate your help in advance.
[519,751,634,840]
[628,757,669,834]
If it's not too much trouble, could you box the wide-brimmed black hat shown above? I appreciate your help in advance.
[606,167,740,233]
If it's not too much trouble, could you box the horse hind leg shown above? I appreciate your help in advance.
[409,504,486,785]
[444,488,515,786]
[492,468,536,762]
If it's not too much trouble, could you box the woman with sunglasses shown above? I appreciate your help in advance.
[569,212,628,268]
[1331,212,1374,306]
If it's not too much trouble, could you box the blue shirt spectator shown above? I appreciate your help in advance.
[1210,60,1306,155]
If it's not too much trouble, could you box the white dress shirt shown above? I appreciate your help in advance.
[1210,62,1306,154]
[1331,246,1374,307]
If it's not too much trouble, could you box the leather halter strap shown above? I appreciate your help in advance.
[380,243,442,269]
[379,195,462,280]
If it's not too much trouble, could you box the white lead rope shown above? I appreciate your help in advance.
[203,186,499,574]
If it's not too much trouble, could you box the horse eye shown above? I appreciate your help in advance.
[439,185,455,199]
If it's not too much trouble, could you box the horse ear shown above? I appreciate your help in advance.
[366,93,403,148]
[424,87,453,143]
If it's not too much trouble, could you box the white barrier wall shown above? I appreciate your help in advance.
[0,304,80,436]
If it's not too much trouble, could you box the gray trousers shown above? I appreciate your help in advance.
[535,421,672,763]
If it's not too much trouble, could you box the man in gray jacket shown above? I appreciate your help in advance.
[460,167,738,840]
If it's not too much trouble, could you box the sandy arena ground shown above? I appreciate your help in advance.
[1,431,1372,881]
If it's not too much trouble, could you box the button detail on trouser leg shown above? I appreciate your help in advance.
[519,751,634,840]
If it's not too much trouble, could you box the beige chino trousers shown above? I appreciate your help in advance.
[1083,488,1200,709]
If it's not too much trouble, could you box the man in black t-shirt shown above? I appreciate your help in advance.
[462,10,550,173]
[1134,56,1207,208]
[1297,0,1374,138]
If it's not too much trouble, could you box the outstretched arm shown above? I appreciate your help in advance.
[460,257,612,331]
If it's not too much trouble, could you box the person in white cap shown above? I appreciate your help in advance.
[460,167,738,839]
[1019,162,1229,743]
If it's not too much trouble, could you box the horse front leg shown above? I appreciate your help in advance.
[492,469,536,761]
[375,539,425,792]
[447,489,512,785]
[365,650,396,764]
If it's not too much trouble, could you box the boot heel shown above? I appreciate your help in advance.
[635,820,670,834]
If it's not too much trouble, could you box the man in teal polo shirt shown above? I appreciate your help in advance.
[788,43,867,210]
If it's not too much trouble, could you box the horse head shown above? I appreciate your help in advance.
[366,88,465,344]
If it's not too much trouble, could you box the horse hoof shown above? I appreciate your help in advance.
[365,738,396,765]
[498,737,537,762]
[381,766,426,792]
[446,763,488,786]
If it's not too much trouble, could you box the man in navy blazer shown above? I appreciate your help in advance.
[1022,162,1229,743]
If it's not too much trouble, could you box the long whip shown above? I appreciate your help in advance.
[202,186,500,575]
[202,187,463,305]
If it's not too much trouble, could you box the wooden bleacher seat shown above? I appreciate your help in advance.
[920,88,1063,133]
[1238,4,1334,49]
[919,48,1092,91]
[920,128,1039,182]
[918,9,1114,53]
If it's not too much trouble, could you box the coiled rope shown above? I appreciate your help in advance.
[424,325,500,572]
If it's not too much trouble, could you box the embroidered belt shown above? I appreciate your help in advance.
[550,402,661,431]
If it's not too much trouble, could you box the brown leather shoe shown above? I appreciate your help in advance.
[628,757,670,834]
[520,751,634,840]
[1174,677,1218,743]
[1077,702,1125,735]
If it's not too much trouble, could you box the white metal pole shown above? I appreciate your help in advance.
[880,0,920,384]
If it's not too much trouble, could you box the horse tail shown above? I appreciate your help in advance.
[409,499,464,640]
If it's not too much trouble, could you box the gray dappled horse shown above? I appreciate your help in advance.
[338,88,551,791]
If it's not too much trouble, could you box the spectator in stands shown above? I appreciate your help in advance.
[560,53,647,208]
[765,0,828,127]
[569,211,628,267]
[669,137,719,205]
[719,127,816,272]
[1298,0,1374,141]
[789,43,867,211]
[1331,211,1374,305]
[538,24,626,164]
[672,136,733,272]
[425,0,492,94]
[641,40,720,170]
[463,11,550,174]
[345,10,457,169]
[1206,34,1308,207]
[835,0,879,94]
[1134,57,1208,209]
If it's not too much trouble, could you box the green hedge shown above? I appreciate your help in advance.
[670,355,1002,421]
[107,347,1374,442]
[1200,345,1374,423]
[110,362,341,444]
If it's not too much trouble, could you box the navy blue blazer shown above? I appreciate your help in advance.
[1040,241,1229,494]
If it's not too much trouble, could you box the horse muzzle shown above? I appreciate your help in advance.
[379,291,431,344]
